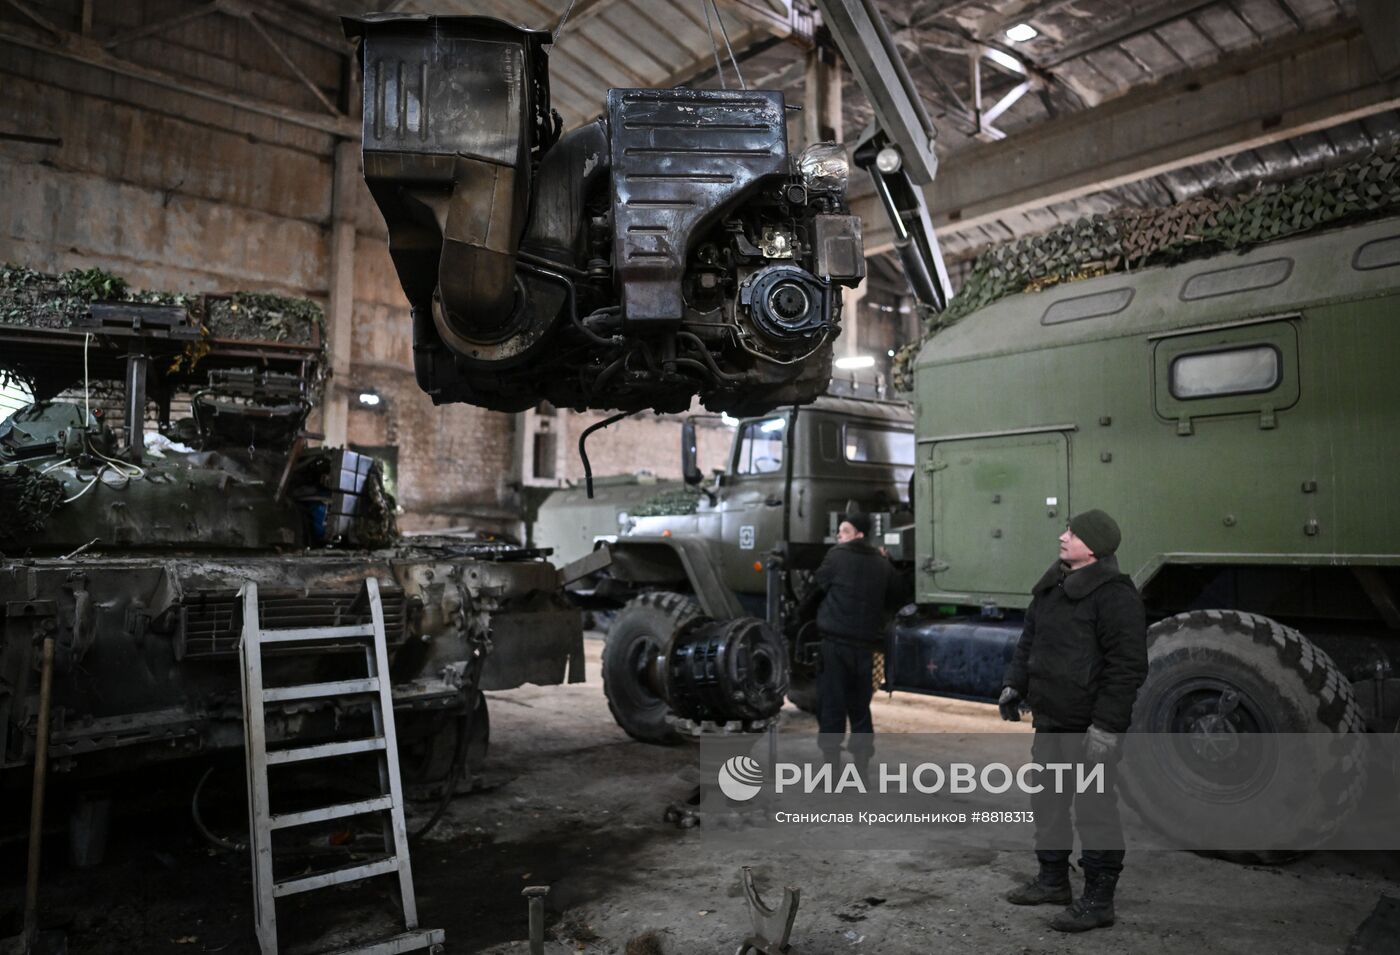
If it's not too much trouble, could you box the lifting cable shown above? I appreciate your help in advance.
[710,0,747,90]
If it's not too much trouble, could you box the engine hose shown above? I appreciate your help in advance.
[410,651,488,844]
[407,709,470,845]
[676,330,744,382]
[579,410,634,498]
[191,766,247,854]
[516,260,619,348]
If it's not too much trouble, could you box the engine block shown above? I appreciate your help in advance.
[346,14,864,415]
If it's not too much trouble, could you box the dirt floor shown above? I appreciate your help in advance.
[3,633,1398,954]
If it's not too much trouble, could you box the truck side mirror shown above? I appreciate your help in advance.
[681,418,702,486]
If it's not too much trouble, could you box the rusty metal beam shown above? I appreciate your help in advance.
[101,1,221,50]
[856,21,1400,253]
[0,19,359,138]
[244,10,341,117]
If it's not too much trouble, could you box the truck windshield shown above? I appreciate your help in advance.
[734,417,786,474]
[843,424,914,467]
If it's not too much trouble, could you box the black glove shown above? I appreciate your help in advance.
[997,686,1022,722]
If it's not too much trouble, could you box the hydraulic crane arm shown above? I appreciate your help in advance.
[813,0,954,312]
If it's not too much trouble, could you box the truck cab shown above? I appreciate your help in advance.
[573,374,913,619]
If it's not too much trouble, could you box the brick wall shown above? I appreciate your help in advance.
[559,411,735,483]
[0,1,516,529]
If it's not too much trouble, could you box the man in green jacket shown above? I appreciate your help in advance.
[998,509,1148,933]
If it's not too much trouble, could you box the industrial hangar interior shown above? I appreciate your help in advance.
[1,0,1398,952]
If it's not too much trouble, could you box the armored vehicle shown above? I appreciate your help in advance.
[543,371,914,743]
[0,269,581,818]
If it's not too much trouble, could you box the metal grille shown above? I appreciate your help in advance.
[181,586,408,658]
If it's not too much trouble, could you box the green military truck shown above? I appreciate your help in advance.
[542,373,915,743]
[564,153,1400,846]
[886,205,1400,845]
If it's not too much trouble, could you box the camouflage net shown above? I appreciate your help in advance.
[892,147,1400,390]
[0,265,324,378]
[0,466,65,545]
[630,486,702,517]
[205,292,323,346]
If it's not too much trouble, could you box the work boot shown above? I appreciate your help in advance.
[1049,870,1117,932]
[1005,863,1072,906]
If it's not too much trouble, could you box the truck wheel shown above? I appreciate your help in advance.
[603,592,700,745]
[1119,610,1366,850]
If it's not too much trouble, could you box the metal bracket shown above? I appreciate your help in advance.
[737,866,800,954]
[965,43,1041,142]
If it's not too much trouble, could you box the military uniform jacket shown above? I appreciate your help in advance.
[1003,555,1148,733]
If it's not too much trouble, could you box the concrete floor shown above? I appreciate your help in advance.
[433,636,1399,955]
[4,634,1396,954]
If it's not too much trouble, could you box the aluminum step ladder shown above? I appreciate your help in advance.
[239,578,444,955]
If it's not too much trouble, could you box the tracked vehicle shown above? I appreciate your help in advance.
[0,270,581,811]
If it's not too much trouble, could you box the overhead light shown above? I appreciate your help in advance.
[1005,23,1038,43]
[887,349,896,357]
[357,391,382,408]
[720,413,739,427]
[834,355,876,370]
[759,418,787,433]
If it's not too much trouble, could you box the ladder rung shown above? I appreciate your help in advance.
[273,856,400,898]
[255,623,377,644]
[263,678,381,703]
[269,795,394,830]
[265,737,385,765]
[323,928,447,955]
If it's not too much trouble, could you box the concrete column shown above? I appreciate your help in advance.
[841,280,865,358]
[806,45,864,358]
[803,46,842,147]
[322,138,358,447]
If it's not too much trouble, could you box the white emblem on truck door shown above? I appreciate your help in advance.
[739,525,756,550]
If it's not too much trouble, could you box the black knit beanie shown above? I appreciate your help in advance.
[843,512,872,536]
[1069,509,1121,557]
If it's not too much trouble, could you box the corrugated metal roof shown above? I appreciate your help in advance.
[331,0,1392,277]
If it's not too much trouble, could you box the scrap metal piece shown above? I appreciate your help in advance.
[522,885,549,955]
[736,866,799,955]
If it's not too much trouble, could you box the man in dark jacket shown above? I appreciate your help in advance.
[812,512,900,766]
[999,508,1147,933]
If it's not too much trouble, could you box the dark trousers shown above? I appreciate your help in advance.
[817,638,874,763]
[1030,729,1126,879]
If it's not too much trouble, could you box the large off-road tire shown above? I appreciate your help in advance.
[603,592,700,745]
[1119,610,1366,851]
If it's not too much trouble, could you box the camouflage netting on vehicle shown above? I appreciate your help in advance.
[892,147,1400,390]
[631,486,703,517]
[0,466,65,546]
[0,265,323,354]
[205,292,322,345]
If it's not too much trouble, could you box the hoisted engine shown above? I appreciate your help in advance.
[345,14,865,416]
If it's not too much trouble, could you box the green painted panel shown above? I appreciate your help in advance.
[930,432,1069,598]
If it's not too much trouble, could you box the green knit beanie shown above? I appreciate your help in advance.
[1069,509,1121,557]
